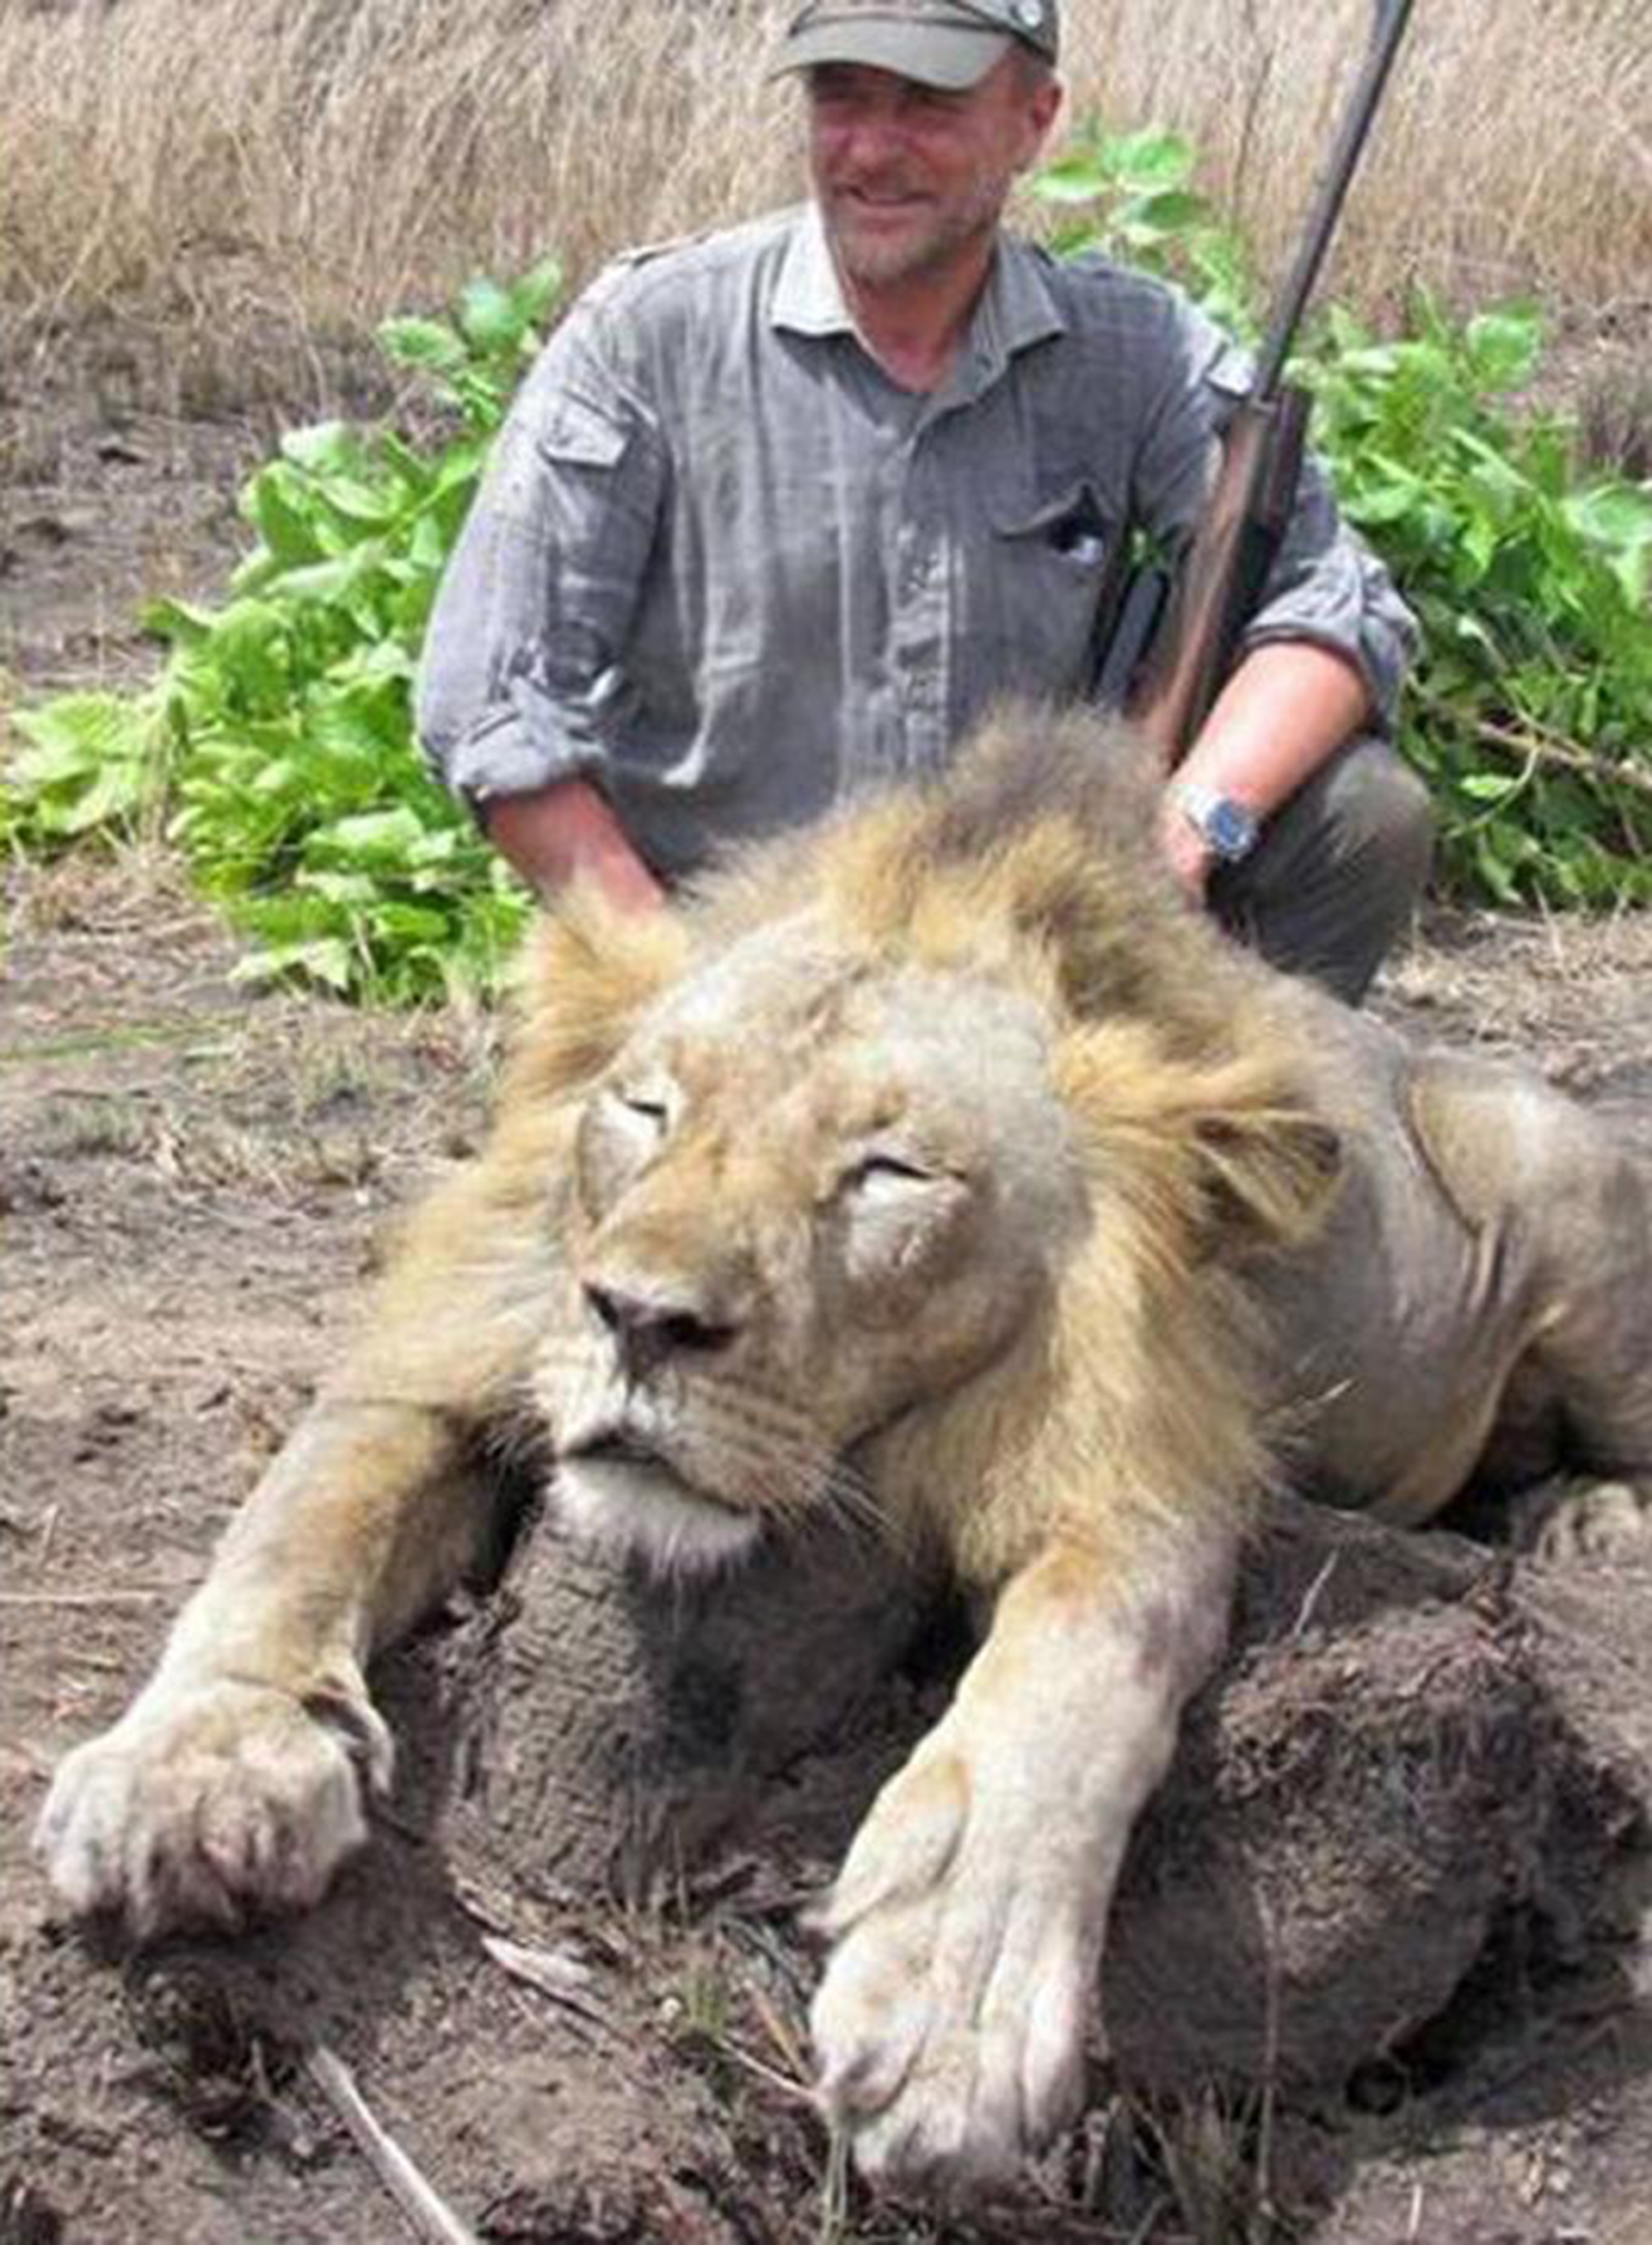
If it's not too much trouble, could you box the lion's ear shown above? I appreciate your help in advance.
[1192,1105,1343,1254]
[507,890,692,1099]
[1057,1024,1342,1255]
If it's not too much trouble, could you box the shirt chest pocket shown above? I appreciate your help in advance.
[983,478,1120,695]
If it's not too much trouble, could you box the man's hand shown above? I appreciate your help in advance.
[1158,632,1382,893]
[1160,638,1373,903]
[483,779,666,913]
[1156,787,1215,901]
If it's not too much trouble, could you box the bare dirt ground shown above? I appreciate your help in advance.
[4,338,1652,2243]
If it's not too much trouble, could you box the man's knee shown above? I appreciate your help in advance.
[1215,735,1434,1005]
[1318,734,1434,895]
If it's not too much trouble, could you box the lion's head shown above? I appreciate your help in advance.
[508,707,1341,1582]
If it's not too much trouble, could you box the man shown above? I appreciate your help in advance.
[417,0,1431,1003]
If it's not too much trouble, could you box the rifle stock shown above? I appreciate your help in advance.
[1129,385,1310,762]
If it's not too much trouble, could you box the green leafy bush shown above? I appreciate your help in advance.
[1034,123,1652,907]
[1305,300,1652,904]
[4,262,562,997]
[1032,124,1260,343]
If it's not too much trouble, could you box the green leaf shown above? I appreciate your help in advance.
[1345,456,1427,524]
[458,275,521,352]
[246,468,326,567]
[5,691,168,848]
[1464,305,1544,392]
[1564,481,1652,548]
[1118,189,1209,238]
[1564,482,1652,605]
[368,900,453,943]
[139,597,217,646]
[1028,151,1113,204]
[11,691,143,768]
[203,600,291,707]
[280,422,369,477]
[1459,772,1523,802]
[1106,127,1193,189]
[311,477,401,530]
[317,805,429,860]
[231,935,355,991]
[295,867,377,905]
[376,317,467,375]
[509,258,563,330]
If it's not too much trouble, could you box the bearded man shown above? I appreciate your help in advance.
[417,0,1430,1004]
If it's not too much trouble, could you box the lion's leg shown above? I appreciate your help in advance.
[35,1161,556,1937]
[1504,1179,1652,1565]
[1499,1123,1652,1566]
[810,1523,1236,2193]
[1409,1058,1652,1561]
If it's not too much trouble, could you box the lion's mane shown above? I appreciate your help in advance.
[428,703,1346,1589]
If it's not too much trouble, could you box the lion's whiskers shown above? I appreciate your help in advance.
[534,1327,899,1554]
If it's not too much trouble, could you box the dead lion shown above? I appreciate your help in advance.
[35,705,1652,2194]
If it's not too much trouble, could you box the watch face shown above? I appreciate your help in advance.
[1207,799,1255,859]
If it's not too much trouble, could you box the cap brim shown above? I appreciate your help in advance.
[770,20,1013,89]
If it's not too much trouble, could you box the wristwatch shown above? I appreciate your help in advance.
[1174,781,1261,865]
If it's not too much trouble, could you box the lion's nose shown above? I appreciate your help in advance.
[583,1280,738,1381]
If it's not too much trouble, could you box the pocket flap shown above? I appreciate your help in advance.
[537,394,631,470]
[994,478,1114,566]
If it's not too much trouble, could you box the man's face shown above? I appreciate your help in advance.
[806,54,1062,291]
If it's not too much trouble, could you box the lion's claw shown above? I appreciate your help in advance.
[34,1676,389,1938]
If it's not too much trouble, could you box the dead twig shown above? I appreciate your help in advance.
[480,1931,608,2032]
[305,2044,478,2245]
[1291,1552,1341,1638]
[1413,687,1652,801]
[708,2034,816,2106]
[747,1976,811,2084]
[0,1589,173,1607]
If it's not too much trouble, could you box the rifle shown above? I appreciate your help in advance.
[1093,0,1417,762]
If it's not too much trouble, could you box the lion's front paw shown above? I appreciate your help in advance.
[34,1677,391,1939]
[1520,1474,1652,1566]
[809,1742,1097,2195]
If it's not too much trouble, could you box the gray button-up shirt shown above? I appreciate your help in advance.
[416,203,1417,882]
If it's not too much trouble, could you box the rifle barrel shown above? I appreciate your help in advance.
[1253,0,1417,400]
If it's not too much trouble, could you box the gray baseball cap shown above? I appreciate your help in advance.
[773,0,1059,92]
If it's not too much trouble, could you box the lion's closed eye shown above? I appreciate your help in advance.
[576,1082,675,1214]
[835,1151,971,1287]
[616,1089,670,1132]
[844,1150,939,1194]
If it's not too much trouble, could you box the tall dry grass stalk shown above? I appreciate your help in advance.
[1,0,1648,371]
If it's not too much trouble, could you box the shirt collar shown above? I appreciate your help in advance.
[772,204,857,336]
[771,204,1068,376]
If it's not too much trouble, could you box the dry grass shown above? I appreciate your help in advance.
[0,0,800,358]
[1077,0,1652,323]
[1,0,1648,392]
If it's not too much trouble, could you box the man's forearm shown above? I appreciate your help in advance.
[481,779,666,912]
[1158,641,1372,897]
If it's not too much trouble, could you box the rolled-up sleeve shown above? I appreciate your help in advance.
[1129,293,1420,728]
[415,280,667,805]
